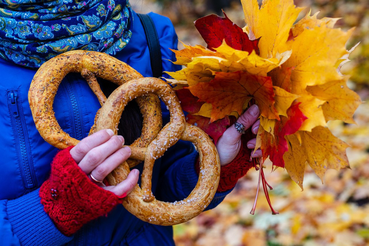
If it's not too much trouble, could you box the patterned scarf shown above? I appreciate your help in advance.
[0,0,132,68]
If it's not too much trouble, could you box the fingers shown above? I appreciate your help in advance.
[104,169,140,197]
[235,104,260,135]
[216,105,261,165]
[251,120,260,135]
[247,138,262,158]
[68,129,138,196]
[251,149,262,158]
[88,147,131,184]
[219,105,260,144]
[247,138,257,149]
[70,129,115,163]
[78,135,127,174]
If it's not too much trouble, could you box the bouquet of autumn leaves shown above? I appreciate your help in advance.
[167,0,362,209]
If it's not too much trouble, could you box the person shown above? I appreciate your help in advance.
[0,0,261,245]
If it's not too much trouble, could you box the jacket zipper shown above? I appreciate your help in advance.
[64,80,84,140]
[8,90,37,189]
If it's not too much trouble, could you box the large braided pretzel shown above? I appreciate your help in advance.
[28,50,220,225]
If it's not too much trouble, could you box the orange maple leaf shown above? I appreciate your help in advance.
[189,71,277,122]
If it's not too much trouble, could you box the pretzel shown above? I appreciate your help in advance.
[29,51,221,225]
[28,50,162,168]
[91,77,220,225]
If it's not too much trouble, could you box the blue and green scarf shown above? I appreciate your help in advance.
[0,0,132,68]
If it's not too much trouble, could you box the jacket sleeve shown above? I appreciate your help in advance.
[0,189,73,246]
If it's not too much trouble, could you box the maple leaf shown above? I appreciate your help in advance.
[194,12,259,53]
[170,43,219,67]
[306,77,362,124]
[284,126,350,189]
[175,88,203,114]
[269,66,294,92]
[257,102,307,168]
[215,42,286,76]
[291,11,341,37]
[167,0,361,198]
[186,114,231,144]
[273,86,298,117]
[189,71,277,122]
[242,0,303,58]
[282,25,355,92]
[295,94,327,132]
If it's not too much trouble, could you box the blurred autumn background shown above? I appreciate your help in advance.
[132,0,369,245]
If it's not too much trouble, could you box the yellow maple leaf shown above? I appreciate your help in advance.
[302,126,350,174]
[274,86,299,117]
[194,103,212,118]
[283,25,354,92]
[195,103,240,119]
[306,77,362,124]
[295,94,326,131]
[171,43,220,65]
[259,116,276,135]
[285,126,350,188]
[215,41,286,76]
[241,0,303,58]
[292,11,340,36]
[284,133,307,188]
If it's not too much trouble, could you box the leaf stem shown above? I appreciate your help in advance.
[250,158,279,215]
[250,161,261,215]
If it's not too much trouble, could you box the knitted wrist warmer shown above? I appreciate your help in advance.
[39,147,122,236]
[196,131,256,192]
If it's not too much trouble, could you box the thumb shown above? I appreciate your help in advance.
[216,105,260,165]
[219,105,260,145]
[230,104,260,137]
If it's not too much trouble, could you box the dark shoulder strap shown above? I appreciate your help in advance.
[137,13,163,78]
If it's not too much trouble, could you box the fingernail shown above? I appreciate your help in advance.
[247,143,255,149]
[249,105,259,116]
[117,135,124,143]
[251,151,262,158]
[106,129,114,136]
[131,169,139,175]
[118,192,127,199]
[122,146,131,154]
[252,125,259,134]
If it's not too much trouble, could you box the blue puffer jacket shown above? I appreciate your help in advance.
[0,11,232,246]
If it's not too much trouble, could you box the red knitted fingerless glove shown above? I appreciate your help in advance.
[40,147,122,236]
[196,130,256,192]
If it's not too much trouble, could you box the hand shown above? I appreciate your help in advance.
[216,105,262,166]
[70,129,139,197]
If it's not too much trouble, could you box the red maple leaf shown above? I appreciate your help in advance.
[261,102,308,167]
[176,88,204,114]
[186,114,231,144]
[194,11,259,54]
